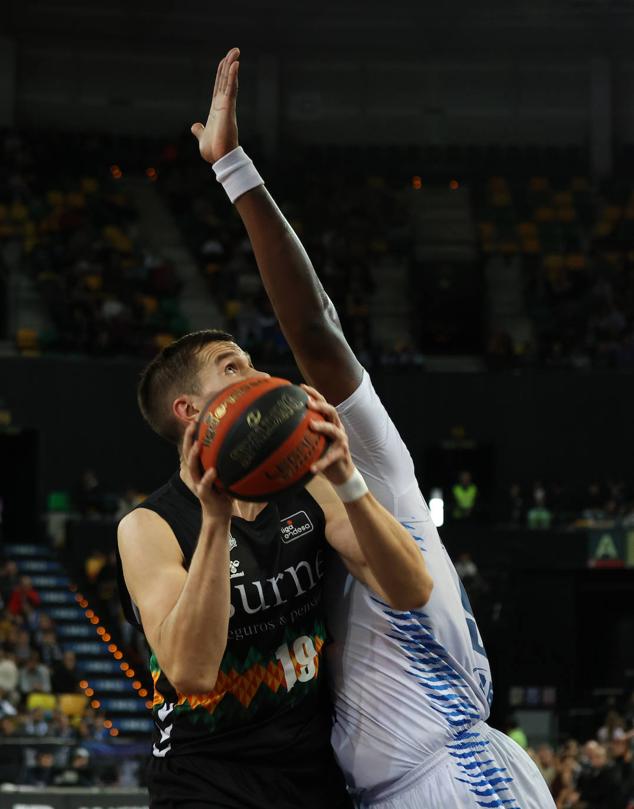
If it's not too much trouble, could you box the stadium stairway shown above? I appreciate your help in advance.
[124,177,223,332]
[369,255,414,349]
[5,543,154,737]
[484,253,534,350]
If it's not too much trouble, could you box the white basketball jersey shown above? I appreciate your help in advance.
[327,370,492,797]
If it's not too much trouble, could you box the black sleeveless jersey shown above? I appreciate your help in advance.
[116,472,335,763]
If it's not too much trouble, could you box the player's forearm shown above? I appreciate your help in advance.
[158,517,231,693]
[234,187,337,345]
[345,495,433,610]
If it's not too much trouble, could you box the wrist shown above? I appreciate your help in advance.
[212,146,264,204]
[331,468,369,504]
[200,512,232,535]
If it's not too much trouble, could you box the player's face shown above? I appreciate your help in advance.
[195,341,269,405]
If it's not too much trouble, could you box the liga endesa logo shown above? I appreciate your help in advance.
[280,511,314,543]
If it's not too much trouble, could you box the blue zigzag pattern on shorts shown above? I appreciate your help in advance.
[377,522,521,808]
[447,730,521,808]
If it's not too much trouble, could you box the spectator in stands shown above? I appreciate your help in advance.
[597,708,625,744]
[26,750,57,786]
[0,687,18,719]
[51,650,80,693]
[54,747,96,786]
[536,744,557,789]
[609,728,634,807]
[505,715,529,750]
[13,628,33,664]
[504,482,525,526]
[85,549,108,582]
[527,481,553,530]
[576,741,622,809]
[19,650,52,694]
[0,648,18,698]
[50,710,77,742]
[0,715,19,737]
[550,754,581,808]
[32,612,56,647]
[0,560,19,603]
[75,469,106,516]
[23,706,50,737]
[452,470,478,521]
[38,627,63,667]
[7,576,41,616]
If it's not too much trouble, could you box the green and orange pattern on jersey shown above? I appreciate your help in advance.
[150,620,326,733]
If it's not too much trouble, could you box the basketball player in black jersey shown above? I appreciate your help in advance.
[117,306,432,800]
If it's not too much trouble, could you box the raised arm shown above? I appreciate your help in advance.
[117,425,233,694]
[191,47,362,405]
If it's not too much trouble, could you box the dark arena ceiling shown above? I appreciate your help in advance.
[3,0,634,58]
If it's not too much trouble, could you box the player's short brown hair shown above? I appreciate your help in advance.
[137,329,235,445]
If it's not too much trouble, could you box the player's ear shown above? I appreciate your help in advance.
[173,395,199,427]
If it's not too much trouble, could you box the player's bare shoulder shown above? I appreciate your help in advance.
[117,507,184,567]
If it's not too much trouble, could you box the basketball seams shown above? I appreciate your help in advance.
[197,377,292,478]
[227,414,327,501]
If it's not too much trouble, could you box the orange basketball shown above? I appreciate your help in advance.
[196,377,328,501]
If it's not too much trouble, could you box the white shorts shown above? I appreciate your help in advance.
[357,721,555,809]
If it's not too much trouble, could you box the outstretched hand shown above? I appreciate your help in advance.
[191,47,240,165]
[302,384,356,486]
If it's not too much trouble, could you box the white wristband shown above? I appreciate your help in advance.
[332,468,369,504]
[212,146,264,204]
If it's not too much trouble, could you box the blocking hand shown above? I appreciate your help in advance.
[191,47,240,165]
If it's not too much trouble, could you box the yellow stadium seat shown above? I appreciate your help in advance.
[557,207,576,223]
[535,207,556,222]
[47,191,64,208]
[225,300,242,318]
[26,692,57,713]
[518,222,537,238]
[83,274,103,292]
[16,328,39,351]
[154,333,175,350]
[594,222,614,237]
[565,254,586,270]
[66,192,86,209]
[553,192,573,206]
[544,254,564,270]
[141,295,159,314]
[500,241,518,255]
[604,206,622,222]
[80,177,99,193]
[370,238,388,253]
[529,177,549,192]
[488,177,508,193]
[522,239,541,254]
[492,192,512,207]
[57,693,88,718]
[571,177,589,192]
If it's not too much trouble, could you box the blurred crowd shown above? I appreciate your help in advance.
[0,556,139,786]
[0,131,187,354]
[159,140,410,364]
[3,130,634,369]
[522,707,634,809]
[449,471,634,529]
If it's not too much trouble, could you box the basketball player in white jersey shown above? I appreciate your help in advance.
[191,47,556,809]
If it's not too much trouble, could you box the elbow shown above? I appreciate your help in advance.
[171,669,219,696]
[390,575,434,612]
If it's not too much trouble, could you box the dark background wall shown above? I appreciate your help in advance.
[1,354,632,506]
